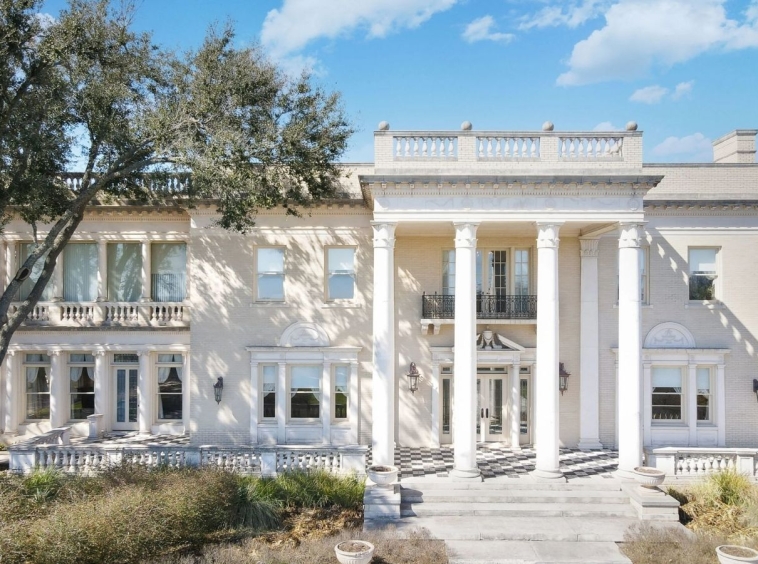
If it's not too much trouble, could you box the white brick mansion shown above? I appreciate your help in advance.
[2,123,758,480]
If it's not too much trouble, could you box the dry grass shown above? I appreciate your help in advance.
[155,527,448,564]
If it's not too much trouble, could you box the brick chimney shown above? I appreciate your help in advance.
[712,129,757,163]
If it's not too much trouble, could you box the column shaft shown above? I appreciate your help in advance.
[4,352,17,434]
[452,222,480,479]
[277,362,286,443]
[48,350,66,427]
[688,363,698,446]
[579,239,602,450]
[93,351,108,429]
[250,361,259,443]
[533,223,564,480]
[321,362,332,444]
[617,223,644,476]
[371,222,396,466]
[137,351,152,434]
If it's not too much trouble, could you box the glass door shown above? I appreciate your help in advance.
[114,366,139,430]
[477,375,505,442]
[519,375,532,445]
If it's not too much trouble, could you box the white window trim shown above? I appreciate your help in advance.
[258,364,278,421]
[254,246,286,303]
[324,246,357,302]
[687,246,721,303]
[68,353,96,421]
[332,364,351,424]
[155,354,184,422]
[442,247,534,296]
[23,354,51,422]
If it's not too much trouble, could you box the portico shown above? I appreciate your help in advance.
[365,125,661,480]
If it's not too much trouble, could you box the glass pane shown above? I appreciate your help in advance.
[70,366,94,393]
[442,379,450,434]
[116,369,126,423]
[689,275,716,300]
[25,353,50,363]
[158,368,182,394]
[70,353,94,363]
[652,367,682,388]
[520,379,528,434]
[262,363,276,417]
[652,406,681,420]
[158,394,182,420]
[26,393,50,419]
[335,366,349,393]
[328,273,354,299]
[128,369,138,423]
[107,243,142,302]
[697,368,711,392]
[335,392,348,419]
[18,243,54,301]
[258,274,284,300]
[515,249,530,296]
[63,243,98,301]
[152,243,186,302]
[291,365,320,391]
[114,354,139,363]
[489,378,503,434]
[489,251,507,296]
[689,248,717,273]
[697,393,710,421]
[328,248,354,272]
[26,367,49,393]
[258,248,284,273]
[157,353,182,363]
[442,250,455,295]
[71,393,95,420]
[291,392,320,418]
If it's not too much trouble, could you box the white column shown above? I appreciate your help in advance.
[52,252,64,302]
[96,239,108,301]
[533,222,564,481]
[578,238,602,450]
[430,360,441,448]
[93,351,108,429]
[5,241,15,293]
[717,363,726,447]
[0,240,7,295]
[321,361,332,444]
[277,362,286,443]
[181,352,190,432]
[510,358,521,451]
[48,349,66,427]
[140,240,151,302]
[371,221,396,467]
[617,222,644,477]
[137,350,152,434]
[643,362,652,447]
[4,351,18,434]
[687,361,698,446]
[452,221,480,479]
[250,360,259,443]
[349,361,359,444]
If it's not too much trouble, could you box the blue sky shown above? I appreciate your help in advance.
[42,0,758,163]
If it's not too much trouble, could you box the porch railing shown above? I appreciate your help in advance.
[10,301,190,328]
[422,293,537,320]
[645,447,758,479]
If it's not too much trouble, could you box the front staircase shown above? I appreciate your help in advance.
[366,477,684,564]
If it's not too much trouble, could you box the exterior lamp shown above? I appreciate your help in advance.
[213,377,224,404]
[753,379,758,402]
[559,363,571,396]
[407,362,420,394]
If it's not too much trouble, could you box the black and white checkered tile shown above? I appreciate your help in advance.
[73,432,190,447]
[370,445,618,480]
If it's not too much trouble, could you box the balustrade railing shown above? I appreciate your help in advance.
[10,301,190,327]
[477,136,540,160]
[645,447,758,479]
[422,293,538,320]
[558,136,623,159]
[393,135,457,159]
[59,172,191,196]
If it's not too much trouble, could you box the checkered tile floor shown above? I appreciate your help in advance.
[71,432,190,447]
[371,444,619,481]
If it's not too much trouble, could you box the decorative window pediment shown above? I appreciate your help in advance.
[278,322,330,348]
[644,322,696,349]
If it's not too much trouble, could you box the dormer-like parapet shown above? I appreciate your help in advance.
[374,122,643,172]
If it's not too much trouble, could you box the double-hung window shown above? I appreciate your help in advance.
[290,365,320,418]
[18,243,54,301]
[442,250,456,295]
[334,365,349,420]
[157,354,183,420]
[651,367,683,421]
[326,248,355,300]
[256,248,285,301]
[689,248,718,301]
[63,244,98,302]
[25,354,50,420]
[697,367,712,422]
[152,243,187,302]
[107,243,142,302]
[69,353,95,420]
[261,365,277,418]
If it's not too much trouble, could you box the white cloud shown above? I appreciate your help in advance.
[261,0,457,59]
[651,132,714,162]
[629,85,669,104]
[557,0,758,86]
[671,80,695,100]
[462,15,514,43]
[519,0,610,30]
[593,121,624,131]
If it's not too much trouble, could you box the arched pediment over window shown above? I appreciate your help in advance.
[644,322,696,349]
[278,322,331,347]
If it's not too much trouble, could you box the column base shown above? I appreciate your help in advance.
[451,467,482,481]
[577,439,604,451]
[531,468,567,482]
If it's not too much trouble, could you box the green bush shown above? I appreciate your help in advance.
[242,470,364,510]
[695,469,753,507]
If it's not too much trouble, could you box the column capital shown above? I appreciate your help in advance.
[47,349,61,357]
[453,222,479,248]
[618,222,645,249]
[6,349,15,357]
[371,221,397,249]
[579,238,600,257]
[536,222,562,248]
[136,349,150,358]
[93,350,106,358]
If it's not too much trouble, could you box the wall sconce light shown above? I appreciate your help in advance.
[753,379,758,402]
[559,363,571,396]
[213,377,224,404]
[407,362,420,394]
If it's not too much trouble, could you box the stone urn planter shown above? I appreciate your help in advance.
[632,466,666,489]
[716,545,758,564]
[334,540,375,564]
[367,465,399,486]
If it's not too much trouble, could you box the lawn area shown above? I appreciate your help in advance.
[0,466,446,564]
[622,469,758,564]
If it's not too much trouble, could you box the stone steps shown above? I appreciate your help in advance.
[401,488,630,504]
[400,501,636,518]
[445,540,632,564]
[398,479,624,492]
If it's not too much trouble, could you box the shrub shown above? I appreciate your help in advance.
[241,470,364,510]
[695,469,753,507]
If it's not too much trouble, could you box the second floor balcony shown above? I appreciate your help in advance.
[421,293,537,332]
[12,301,190,328]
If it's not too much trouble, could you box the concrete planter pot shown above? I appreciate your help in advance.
[334,540,375,564]
[367,465,399,486]
[633,466,666,488]
[716,545,758,564]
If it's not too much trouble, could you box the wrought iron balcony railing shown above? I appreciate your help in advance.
[421,293,537,320]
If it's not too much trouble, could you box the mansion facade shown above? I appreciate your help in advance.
[2,123,758,480]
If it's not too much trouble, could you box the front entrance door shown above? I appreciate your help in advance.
[519,374,532,445]
[113,366,139,430]
[477,374,505,442]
